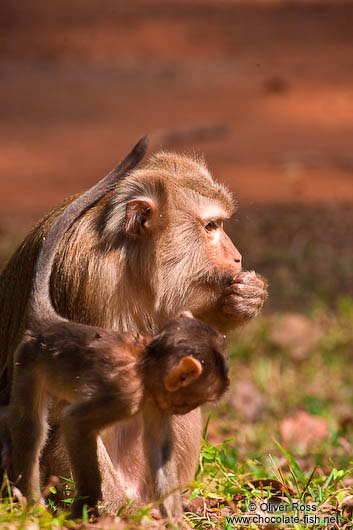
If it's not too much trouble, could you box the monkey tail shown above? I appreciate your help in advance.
[28,136,148,328]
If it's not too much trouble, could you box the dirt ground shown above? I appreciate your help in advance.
[0,0,352,307]
[1,0,353,223]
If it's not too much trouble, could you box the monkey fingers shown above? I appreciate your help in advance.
[220,273,267,321]
[229,282,265,299]
[233,271,267,291]
[221,292,264,319]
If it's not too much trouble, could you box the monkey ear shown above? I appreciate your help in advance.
[123,198,156,238]
[164,356,202,392]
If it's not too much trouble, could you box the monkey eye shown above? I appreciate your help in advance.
[205,220,222,232]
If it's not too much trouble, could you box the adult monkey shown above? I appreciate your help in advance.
[0,139,267,510]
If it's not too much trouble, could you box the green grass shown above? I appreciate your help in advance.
[0,298,352,528]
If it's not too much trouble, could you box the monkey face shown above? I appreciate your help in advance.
[102,152,243,322]
[138,199,243,324]
[99,150,267,333]
[199,214,242,276]
[147,316,230,415]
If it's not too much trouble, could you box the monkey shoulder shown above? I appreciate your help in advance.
[88,331,145,404]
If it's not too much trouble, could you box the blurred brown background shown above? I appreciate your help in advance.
[1,0,352,309]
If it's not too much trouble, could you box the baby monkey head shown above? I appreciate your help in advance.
[145,313,230,415]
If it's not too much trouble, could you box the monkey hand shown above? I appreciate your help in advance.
[219,271,268,325]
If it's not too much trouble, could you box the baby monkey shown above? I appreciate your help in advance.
[11,313,228,518]
[2,137,229,519]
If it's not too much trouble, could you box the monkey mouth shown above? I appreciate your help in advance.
[208,271,240,289]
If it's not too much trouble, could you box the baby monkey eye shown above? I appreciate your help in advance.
[205,220,222,232]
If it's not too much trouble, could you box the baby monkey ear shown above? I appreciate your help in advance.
[164,356,202,392]
[123,198,156,238]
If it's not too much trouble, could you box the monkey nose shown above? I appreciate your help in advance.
[232,251,242,272]
[233,250,242,264]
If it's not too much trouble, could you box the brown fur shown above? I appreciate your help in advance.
[0,146,267,511]
[6,316,228,518]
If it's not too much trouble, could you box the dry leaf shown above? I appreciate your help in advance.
[249,479,296,497]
